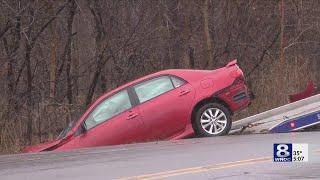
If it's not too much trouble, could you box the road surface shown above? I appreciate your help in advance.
[0,132,320,180]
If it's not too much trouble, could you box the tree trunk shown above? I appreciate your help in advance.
[86,54,105,106]
[279,0,286,103]
[25,40,33,144]
[188,46,195,68]
[279,0,284,65]
[3,16,21,108]
[85,0,106,106]
[179,0,192,68]
[65,0,77,105]
[49,2,57,101]
[203,0,213,68]
[25,4,35,144]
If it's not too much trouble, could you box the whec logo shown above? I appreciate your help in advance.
[273,143,292,162]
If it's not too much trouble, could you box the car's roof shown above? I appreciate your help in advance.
[109,69,211,94]
[89,68,219,109]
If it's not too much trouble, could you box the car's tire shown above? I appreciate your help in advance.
[193,103,232,137]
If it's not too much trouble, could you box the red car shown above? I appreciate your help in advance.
[24,60,251,153]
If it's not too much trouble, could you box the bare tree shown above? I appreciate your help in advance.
[203,0,213,68]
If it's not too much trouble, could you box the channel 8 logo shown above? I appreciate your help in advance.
[274,143,292,162]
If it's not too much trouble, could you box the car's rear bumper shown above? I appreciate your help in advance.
[216,83,251,113]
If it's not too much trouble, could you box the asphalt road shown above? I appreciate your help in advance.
[0,132,320,180]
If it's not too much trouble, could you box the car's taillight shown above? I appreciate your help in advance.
[232,76,245,85]
[229,66,245,85]
[230,70,242,78]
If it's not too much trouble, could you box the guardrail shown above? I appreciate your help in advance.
[231,94,320,133]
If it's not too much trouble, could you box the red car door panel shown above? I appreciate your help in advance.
[136,79,195,140]
[62,107,147,150]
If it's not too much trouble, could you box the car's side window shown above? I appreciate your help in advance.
[171,76,186,88]
[84,90,132,130]
[134,76,174,103]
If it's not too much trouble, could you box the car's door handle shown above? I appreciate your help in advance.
[179,90,190,96]
[127,113,138,120]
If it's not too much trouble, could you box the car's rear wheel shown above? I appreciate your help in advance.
[194,103,232,137]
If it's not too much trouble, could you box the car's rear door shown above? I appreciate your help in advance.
[68,89,148,149]
[132,75,195,140]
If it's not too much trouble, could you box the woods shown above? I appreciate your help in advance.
[0,0,320,154]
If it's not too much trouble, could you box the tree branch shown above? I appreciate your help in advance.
[30,0,69,47]
[0,21,12,40]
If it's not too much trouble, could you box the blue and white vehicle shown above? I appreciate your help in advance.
[230,94,320,134]
[270,110,320,133]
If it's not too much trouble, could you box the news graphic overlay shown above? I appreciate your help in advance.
[273,143,308,162]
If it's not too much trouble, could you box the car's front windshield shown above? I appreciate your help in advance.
[57,105,87,140]
[57,120,77,140]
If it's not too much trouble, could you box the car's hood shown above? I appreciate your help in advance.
[22,139,62,153]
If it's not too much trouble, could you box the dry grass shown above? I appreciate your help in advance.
[0,102,83,154]
[234,57,314,121]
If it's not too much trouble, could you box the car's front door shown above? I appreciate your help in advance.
[133,75,195,140]
[68,90,148,149]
